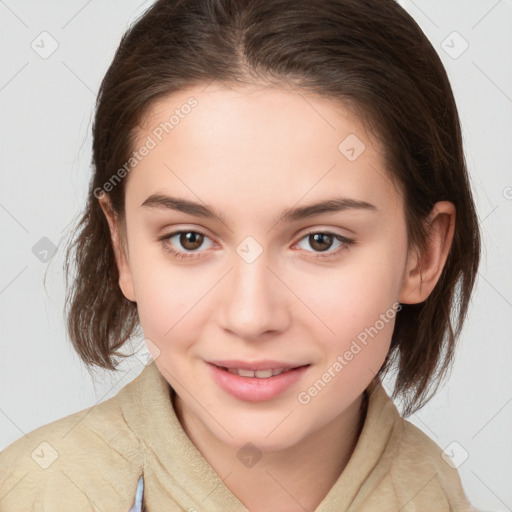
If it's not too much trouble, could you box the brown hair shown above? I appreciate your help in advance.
[64,0,480,416]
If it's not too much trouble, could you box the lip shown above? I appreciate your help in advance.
[207,359,305,371]
[206,361,310,402]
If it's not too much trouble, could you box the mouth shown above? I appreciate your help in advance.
[213,365,305,378]
[206,360,311,402]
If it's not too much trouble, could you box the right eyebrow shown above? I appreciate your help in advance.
[141,194,227,224]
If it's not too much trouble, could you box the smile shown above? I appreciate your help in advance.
[207,362,311,401]
[224,367,294,378]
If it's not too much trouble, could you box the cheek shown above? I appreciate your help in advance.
[293,258,402,415]
[297,246,404,329]
[128,246,214,351]
[291,240,405,370]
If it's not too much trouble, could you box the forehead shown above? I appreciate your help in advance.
[138,82,374,157]
[126,83,400,221]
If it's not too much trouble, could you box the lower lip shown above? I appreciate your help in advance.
[207,363,310,402]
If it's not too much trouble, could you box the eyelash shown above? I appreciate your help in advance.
[157,229,354,261]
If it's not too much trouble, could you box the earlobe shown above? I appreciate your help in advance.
[98,197,137,303]
[400,201,456,304]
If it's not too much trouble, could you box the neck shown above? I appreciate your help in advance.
[174,390,368,512]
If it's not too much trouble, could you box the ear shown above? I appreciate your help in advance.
[400,201,456,304]
[98,197,137,302]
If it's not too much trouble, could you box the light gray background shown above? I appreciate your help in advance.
[0,1,511,509]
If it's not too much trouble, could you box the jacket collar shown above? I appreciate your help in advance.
[119,362,401,510]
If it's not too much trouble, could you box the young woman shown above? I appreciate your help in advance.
[0,0,481,510]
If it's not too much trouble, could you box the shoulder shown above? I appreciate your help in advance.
[388,414,474,511]
[360,379,475,511]
[0,379,143,511]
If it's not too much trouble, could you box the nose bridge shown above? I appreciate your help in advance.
[219,236,288,338]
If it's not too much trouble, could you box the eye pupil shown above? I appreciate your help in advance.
[310,233,333,252]
[181,231,204,250]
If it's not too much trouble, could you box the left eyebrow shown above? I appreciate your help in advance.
[140,194,377,225]
[277,197,377,223]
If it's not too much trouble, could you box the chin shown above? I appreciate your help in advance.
[206,412,310,452]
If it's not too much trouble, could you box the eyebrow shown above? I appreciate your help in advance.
[140,194,377,225]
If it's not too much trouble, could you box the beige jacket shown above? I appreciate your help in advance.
[0,362,476,511]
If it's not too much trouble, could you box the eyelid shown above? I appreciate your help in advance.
[294,225,354,240]
[157,223,215,238]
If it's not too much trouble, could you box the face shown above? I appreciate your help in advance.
[104,83,415,451]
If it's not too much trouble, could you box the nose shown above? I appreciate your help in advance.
[218,251,290,341]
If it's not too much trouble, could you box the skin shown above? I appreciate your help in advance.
[100,82,455,511]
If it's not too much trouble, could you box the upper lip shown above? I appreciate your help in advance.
[208,360,309,371]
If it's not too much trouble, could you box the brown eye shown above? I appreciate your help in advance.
[158,230,214,260]
[179,231,205,251]
[308,233,334,252]
[295,231,354,260]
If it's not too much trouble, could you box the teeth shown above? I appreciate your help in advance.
[238,368,256,377]
[255,369,273,378]
[225,367,291,378]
